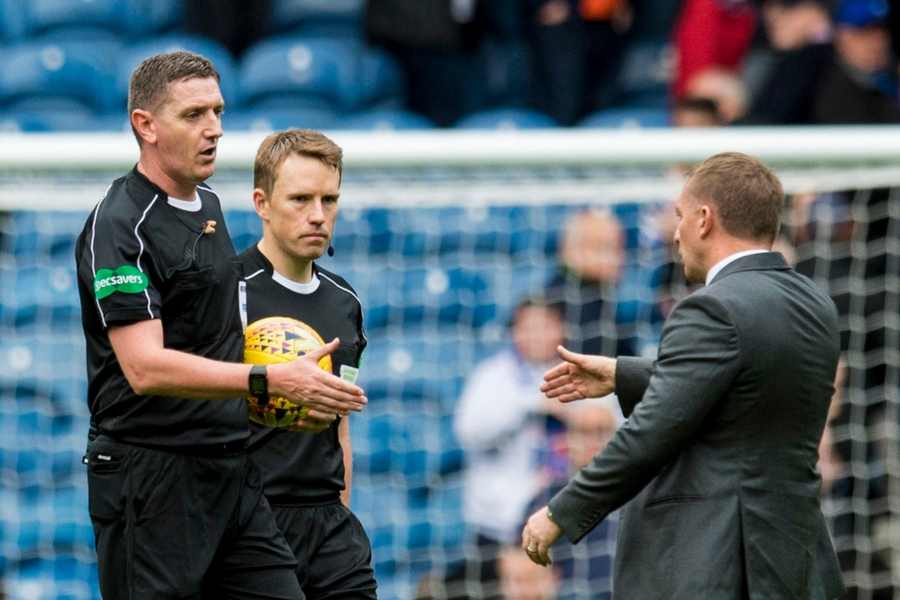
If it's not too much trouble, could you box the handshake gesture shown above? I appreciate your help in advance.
[540,346,617,402]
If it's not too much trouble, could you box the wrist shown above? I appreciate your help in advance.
[248,364,268,398]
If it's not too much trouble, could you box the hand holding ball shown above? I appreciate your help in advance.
[244,317,332,427]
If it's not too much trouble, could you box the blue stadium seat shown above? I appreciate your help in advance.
[0,0,21,41]
[0,333,88,410]
[0,40,121,115]
[116,35,239,113]
[354,47,405,111]
[224,107,338,133]
[237,36,359,112]
[613,37,674,109]
[4,556,99,600]
[578,106,671,129]
[224,210,263,254]
[0,397,85,491]
[0,0,181,43]
[0,210,88,261]
[268,0,365,39]
[381,204,565,260]
[140,0,184,38]
[334,108,436,131]
[351,399,462,484]
[508,203,572,257]
[328,207,393,255]
[0,264,81,328]
[87,113,132,132]
[0,108,95,132]
[385,206,516,257]
[238,36,403,115]
[453,107,560,129]
[0,0,135,42]
[0,487,95,592]
[362,265,495,331]
[356,328,498,408]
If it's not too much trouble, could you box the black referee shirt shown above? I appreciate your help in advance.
[75,167,248,448]
[239,244,367,501]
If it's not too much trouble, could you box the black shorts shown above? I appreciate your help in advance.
[269,499,378,600]
[86,436,304,599]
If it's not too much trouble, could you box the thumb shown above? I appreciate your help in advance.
[556,345,578,363]
[305,337,339,362]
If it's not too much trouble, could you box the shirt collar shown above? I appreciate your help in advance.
[272,269,320,294]
[705,249,769,285]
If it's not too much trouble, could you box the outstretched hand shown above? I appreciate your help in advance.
[269,338,367,416]
[540,346,617,402]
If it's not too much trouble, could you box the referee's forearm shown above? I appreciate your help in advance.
[126,348,253,399]
[109,319,253,399]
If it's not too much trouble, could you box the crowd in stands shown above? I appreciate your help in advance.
[2,0,900,131]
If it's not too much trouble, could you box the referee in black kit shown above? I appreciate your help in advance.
[239,129,377,599]
[75,52,366,598]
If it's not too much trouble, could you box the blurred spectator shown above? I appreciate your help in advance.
[739,0,835,124]
[523,0,634,125]
[683,66,751,123]
[671,0,758,101]
[521,397,624,600]
[454,297,570,599]
[184,0,269,58]
[365,0,487,126]
[670,96,724,126]
[497,543,561,600]
[545,209,637,358]
[812,0,900,123]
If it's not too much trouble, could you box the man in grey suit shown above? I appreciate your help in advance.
[522,152,846,599]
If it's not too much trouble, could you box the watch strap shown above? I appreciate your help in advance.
[249,364,268,398]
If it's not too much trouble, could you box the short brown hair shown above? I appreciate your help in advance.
[128,51,220,141]
[685,152,784,244]
[254,129,344,198]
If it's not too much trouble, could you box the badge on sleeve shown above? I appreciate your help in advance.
[93,266,149,299]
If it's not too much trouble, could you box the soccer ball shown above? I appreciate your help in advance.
[244,316,332,427]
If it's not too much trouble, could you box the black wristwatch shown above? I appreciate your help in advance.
[249,365,268,399]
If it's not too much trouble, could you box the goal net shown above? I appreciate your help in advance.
[0,128,897,600]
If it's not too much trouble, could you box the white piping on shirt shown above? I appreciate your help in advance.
[133,195,158,319]
[89,184,112,328]
[318,271,368,344]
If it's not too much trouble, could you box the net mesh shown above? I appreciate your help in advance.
[0,163,897,600]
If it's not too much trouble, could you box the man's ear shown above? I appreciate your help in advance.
[252,188,269,221]
[698,204,714,239]
[131,109,156,145]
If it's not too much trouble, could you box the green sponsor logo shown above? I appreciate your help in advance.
[93,266,149,299]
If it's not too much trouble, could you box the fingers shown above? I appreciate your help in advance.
[304,409,338,423]
[307,337,340,361]
[285,410,335,434]
[542,360,572,384]
[521,507,557,567]
[269,359,368,415]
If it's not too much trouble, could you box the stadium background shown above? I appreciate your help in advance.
[0,1,899,599]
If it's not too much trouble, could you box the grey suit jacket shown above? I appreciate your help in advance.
[548,253,845,600]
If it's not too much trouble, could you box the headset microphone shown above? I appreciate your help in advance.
[327,244,335,257]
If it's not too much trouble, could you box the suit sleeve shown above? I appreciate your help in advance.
[548,293,741,543]
[615,356,654,417]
